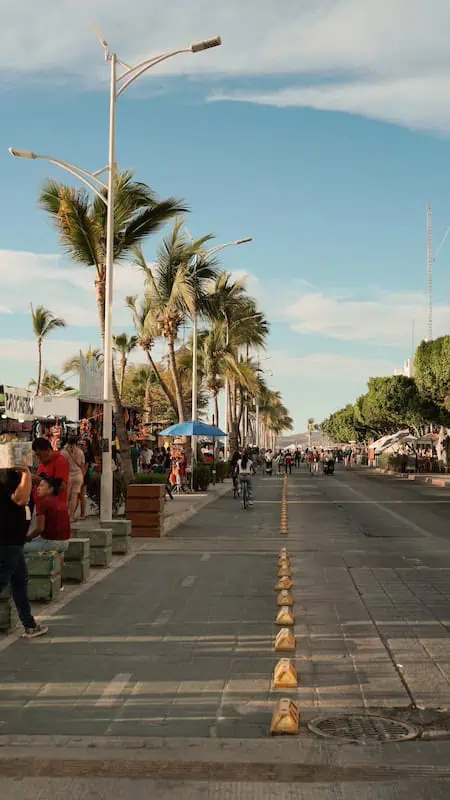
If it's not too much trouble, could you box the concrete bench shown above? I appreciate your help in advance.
[100,520,131,555]
[0,587,18,632]
[26,552,62,601]
[62,537,90,583]
[81,528,113,567]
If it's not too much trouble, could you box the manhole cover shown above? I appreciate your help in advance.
[307,714,419,744]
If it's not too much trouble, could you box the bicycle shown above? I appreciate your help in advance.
[240,478,249,510]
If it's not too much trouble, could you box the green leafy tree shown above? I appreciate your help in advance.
[29,369,72,396]
[30,305,66,395]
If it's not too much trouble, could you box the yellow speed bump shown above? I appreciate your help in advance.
[275,576,293,591]
[276,606,295,626]
[270,698,300,735]
[277,589,293,606]
[272,658,298,689]
[274,627,296,652]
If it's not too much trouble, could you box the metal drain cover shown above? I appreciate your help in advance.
[307,714,419,744]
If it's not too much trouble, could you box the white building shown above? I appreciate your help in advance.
[393,358,414,379]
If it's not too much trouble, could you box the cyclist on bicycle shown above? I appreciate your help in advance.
[230,449,241,494]
[237,451,254,506]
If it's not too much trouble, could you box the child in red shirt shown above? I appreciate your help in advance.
[25,476,71,554]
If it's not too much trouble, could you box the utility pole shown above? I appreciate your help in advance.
[427,204,433,342]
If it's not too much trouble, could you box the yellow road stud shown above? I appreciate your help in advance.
[274,627,296,652]
[277,589,293,606]
[278,565,291,578]
[270,698,300,735]
[275,576,293,591]
[276,606,295,626]
[272,658,298,689]
[279,549,290,559]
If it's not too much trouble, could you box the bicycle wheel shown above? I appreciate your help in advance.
[242,482,249,510]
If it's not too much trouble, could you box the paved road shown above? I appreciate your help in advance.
[2,466,450,798]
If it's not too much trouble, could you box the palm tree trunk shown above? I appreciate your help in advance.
[167,336,185,422]
[36,339,42,396]
[213,394,219,428]
[119,355,126,400]
[144,379,151,424]
[96,279,134,483]
[145,349,177,414]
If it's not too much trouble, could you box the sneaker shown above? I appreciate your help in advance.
[22,624,49,640]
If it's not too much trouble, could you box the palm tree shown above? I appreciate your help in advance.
[30,305,66,395]
[134,221,219,422]
[39,169,186,481]
[113,333,138,399]
[62,346,103,376]
[29,369,73,396]
[125,294,177,414]
[259,389,293,449]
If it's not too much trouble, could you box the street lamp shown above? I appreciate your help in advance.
[9,31,222,522]
[185,234,252,462]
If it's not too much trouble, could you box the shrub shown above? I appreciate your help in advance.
[193,464,211,491]
[86,470,126,516]
[130,472,167,485]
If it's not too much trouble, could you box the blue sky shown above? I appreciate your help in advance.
[1,1,450,432]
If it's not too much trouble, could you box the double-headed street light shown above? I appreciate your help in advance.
[187,235,252,466]
[9,31,222,522]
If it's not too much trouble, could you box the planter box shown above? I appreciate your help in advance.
[90,546,112,567]
[126,496,165,514]
[126,485,165,538]
[66,538,90,562]
[63,558,90,583]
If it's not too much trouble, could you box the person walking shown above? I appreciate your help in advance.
[61,436,85,521]
[0,466,48,639]
[285,452,293,475]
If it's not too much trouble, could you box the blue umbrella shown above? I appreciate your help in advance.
[159,421,227,438]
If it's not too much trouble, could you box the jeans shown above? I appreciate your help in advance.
[239,476,253,500]
[0,545,36,629]
[24,537,69,554]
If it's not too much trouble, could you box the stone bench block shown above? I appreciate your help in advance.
[28,575,61,602]
[100,520,132,537]
[62,558,90,583]
[90,546,112,567]
[83,528,112,548]
[65,538,90,561]
[26,552,61,577]
[111,535,130,555]
[0,589,18,632]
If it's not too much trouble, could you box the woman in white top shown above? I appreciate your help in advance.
[62,436,85,521]
[237,453,254,504]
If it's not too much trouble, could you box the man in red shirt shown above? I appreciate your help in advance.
[25,475,70,554]
[32,438,69,508]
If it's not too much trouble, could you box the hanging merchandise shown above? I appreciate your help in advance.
[50,423,62,451]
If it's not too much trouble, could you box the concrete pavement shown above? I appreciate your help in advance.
[2,466,450,797]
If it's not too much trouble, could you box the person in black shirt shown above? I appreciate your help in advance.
[0,467,48,639]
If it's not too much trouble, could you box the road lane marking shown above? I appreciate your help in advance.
[201,553,211,561]
[182,575,197,587]
[95,673,131,707]
[152,609,173,626]
[254,500,450,504]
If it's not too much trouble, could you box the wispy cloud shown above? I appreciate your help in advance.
[283,289,450,346]
[0,250,144,329]
[3,2,450,133]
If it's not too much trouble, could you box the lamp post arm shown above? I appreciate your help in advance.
[116,48,191,98]
[44,158,108,204]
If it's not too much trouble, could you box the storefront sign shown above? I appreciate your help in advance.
[3,385,35,421]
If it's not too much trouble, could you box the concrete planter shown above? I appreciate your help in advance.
[126,484,165,538]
